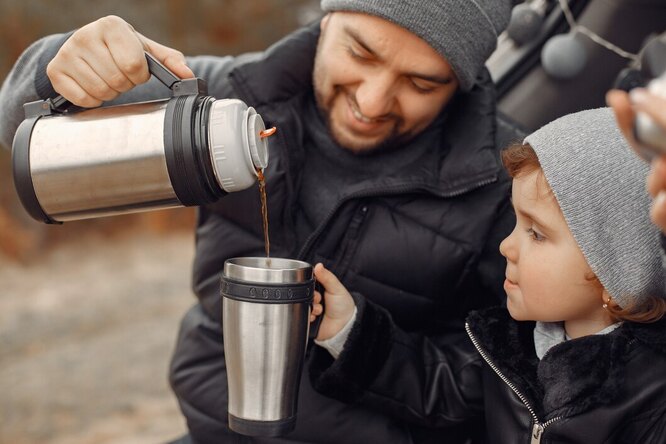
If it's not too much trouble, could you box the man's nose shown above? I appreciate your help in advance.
[354,74,396,119]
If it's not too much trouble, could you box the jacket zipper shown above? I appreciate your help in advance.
[465,323,563,444]
[297,176,497,261]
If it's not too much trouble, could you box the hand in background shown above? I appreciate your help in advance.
[47,15,194,108]
[607,89,666,232]
[310,263,357,341]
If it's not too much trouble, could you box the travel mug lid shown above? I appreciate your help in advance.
[223,257,313,285]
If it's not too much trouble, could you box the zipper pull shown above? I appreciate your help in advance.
[531,423,544,444]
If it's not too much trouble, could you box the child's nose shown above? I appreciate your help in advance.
[499,230,517,261]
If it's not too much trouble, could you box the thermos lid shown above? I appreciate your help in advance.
[246,111,269,170]
[223,257,313,285]
[208,100,270,192]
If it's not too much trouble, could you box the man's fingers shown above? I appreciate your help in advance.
[651,191,666,232]
[80,45,136,94]
[647,157,666,196]
[607,90,636,144]
[48,70,103,108]
[63,58,120,102]
[103,21,150,86]
[141,36,195,80]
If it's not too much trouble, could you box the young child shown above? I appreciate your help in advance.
[308,108,666,443]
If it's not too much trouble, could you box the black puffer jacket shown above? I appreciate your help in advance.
[165,23,515,444]
[311,303,666,443]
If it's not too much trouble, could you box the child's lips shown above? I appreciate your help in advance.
[504,277,518,289]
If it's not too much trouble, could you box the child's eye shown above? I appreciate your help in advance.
[526,228,545,242]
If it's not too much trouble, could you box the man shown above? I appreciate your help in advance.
[0,1,514,443]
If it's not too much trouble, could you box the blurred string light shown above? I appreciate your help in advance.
[508,0,639,80]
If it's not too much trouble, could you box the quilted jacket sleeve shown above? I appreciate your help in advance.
[309,293,485,428]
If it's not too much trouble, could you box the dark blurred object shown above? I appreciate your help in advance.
[613,67,645,92]
[507,1,547,46]
[541,32,587,79]
[488,0,666,133]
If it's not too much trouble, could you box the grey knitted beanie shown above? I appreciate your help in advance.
[320,0,512,92]
[524,108,666,308]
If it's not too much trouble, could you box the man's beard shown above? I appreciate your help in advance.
[313,85,416,155]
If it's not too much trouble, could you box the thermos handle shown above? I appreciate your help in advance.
[309,280,325,340]
[30,52,207,117]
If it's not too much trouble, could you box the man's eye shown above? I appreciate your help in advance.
[410,79,435,93]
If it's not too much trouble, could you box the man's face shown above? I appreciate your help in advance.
[312,12,459,153]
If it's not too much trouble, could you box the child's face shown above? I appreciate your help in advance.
[499,171,605,324]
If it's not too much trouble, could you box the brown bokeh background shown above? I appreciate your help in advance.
[0,1,318,443]
[0,0,320,261]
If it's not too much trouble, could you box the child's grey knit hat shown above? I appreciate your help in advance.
[525,108,666,308]
[320,0,512,92]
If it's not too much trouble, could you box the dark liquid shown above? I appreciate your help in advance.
[257,169,271,265]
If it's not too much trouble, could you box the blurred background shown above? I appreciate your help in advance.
[0,1,319,443]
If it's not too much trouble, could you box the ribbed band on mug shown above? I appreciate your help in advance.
[525,108,666,308]
[320,0,512,91]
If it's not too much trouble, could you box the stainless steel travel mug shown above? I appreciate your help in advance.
[221,257,315,437]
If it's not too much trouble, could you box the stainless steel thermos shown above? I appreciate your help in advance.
[12,53,270,224]
[221,257,315,437]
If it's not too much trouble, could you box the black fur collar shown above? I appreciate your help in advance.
[466,307,666,421]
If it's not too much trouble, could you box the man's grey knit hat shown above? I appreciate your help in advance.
[525,108,666,308]
[320,0,512,92]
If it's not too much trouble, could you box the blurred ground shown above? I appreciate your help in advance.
[0,230,196,444]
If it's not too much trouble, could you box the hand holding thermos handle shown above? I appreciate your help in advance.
[43,52,200,113]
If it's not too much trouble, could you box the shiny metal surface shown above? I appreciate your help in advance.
[224,257,313,284]
[29,101,179,221]
[223,298,310,422]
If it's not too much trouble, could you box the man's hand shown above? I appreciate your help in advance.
[310,263,357,341]
[47,15,194,108]
[607,89,666,232]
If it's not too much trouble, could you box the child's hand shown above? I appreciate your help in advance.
[310,263,357,341]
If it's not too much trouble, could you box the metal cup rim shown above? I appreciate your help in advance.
[223,257,313,284]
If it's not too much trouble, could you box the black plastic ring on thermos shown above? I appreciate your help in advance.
[221,277,315,304]
[11,116,61,225]
[164,95,226,206]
